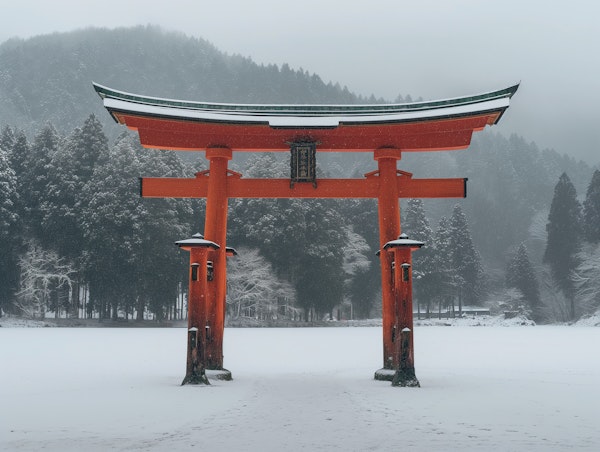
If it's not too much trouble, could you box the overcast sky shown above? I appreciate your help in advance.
[1,0,599,164]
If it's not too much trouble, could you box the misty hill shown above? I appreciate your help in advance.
[0,25,368,137]
[0,25,593,269]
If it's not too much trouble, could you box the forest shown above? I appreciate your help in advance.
[1,26,599,324]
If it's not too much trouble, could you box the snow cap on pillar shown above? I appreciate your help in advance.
[383,233,424,250]
[175,232,220,251]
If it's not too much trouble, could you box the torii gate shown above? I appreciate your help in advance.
[94,82,518,386]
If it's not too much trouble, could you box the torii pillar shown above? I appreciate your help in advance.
[202,147,232,374]
[375,148,403,374]
[381,233,424,386]
[175,233,220,385]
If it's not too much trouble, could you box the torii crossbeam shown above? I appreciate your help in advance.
[94,82,518,385]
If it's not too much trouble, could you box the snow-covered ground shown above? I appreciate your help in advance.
[1,321,599,451]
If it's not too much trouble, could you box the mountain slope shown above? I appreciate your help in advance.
[0,25,363,137]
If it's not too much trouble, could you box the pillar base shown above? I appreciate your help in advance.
[181,369,211,386]
[391,368,420,387]
[374,368,395,381]
[207,369,232,381]
[374,368,420,387]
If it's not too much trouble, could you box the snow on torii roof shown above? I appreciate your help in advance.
[93,82,519,152]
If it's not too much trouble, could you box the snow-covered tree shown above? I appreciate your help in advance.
[41,115,109,258]
[0,141,19,314]
[1,127,29,223]
[341,226,371,319]
[425,216,454,317]
[449,204,485,309]
[506,242,542,321]
[80,134,144,319]
[491,287,530,319]
[81,133,191,320]
[543,172,582,319]
[226,247,297,321]
[22,124,62,238]
[583,169,600,243]
[135,142,193,321]
[402,199,434,314]
[15,241,75,319]
[573,244,600,318]
[337,198,380,318]
[0,143,18,242]
[538,266,574,322]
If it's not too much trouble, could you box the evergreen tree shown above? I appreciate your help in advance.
[293,200,346,319]
[80,134,192,320]
[583,169,600,243]
[341,226,372,319]
[402,199,435,314]
[0,141,19,314]
[22,124,62,239]
[135,145,193,321]
[449,204,485,309]
[506,242,542,321]
[543,172,582,320]
[80,135,144,319]
[428,216,454,316]
[41,115,110,259]
[337,198,380,318]
[1,127,29,221]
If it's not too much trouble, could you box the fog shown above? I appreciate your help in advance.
[2,0,599,163]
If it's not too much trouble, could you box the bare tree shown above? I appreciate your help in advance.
[573,244,600,318]
[15,241,75,319]
[226,247,298,321]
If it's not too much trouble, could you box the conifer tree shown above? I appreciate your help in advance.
[403,199,434,314]
[42,115,110,259]
[506,242,542,321]
[80,135,141,319]
[449,204,484,309]
[1,128,29,221]
[543,172,582,320]
[583,169,600,243]
[22,124,61,239]
[428,216,454,316]
[0,142,19,314]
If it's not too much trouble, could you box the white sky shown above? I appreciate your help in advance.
[1,0,599,163]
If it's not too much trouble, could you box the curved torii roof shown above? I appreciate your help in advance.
[93,82,518,152]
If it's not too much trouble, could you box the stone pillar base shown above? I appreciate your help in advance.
[374,368,420,387]
[392,368,420,387]
[207,369,232,381]
[374,368,395,381]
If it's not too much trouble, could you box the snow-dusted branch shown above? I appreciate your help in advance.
[227,247,298,320]
[15,241,75,318]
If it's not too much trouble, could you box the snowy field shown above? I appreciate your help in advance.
[1,323,599,451]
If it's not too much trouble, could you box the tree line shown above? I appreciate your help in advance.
[2,116,600,324]
[0,116,489,322]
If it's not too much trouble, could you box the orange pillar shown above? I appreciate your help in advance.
[378,234,423,384]
[186,247,209,385]
[203,147,232,373]
[374,148,402,372]
[391,247,418,386]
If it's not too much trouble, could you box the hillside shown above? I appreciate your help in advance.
[0,25,366,138]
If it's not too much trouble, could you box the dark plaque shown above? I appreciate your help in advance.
[290,142,316,187]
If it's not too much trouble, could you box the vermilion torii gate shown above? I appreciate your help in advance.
[94,82,518,386]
